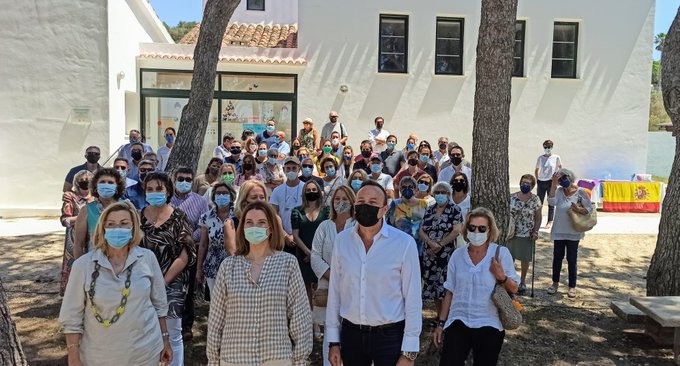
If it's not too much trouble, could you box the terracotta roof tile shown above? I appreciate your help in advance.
[138,52,306,65]
[179,22,298,48]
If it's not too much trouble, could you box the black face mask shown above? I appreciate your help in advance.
[305,191,320,202]
[243,163,254,171]
[329,116,338,123]
[439,143,447,151]
[361,150,372,159]
[452,182,466,192]
[77,181,90,191]
[450,156,463,166]
[354,204,381,227]
[139,173,147,182]
[85,152,100,164]
[230,148,242,155]
[209,167,220,175]
[131,151,143,161]
[407,158,418,166]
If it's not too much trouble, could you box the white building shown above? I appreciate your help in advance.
[0,0,655,216]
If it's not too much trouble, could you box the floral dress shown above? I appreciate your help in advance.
[509,193,542,238]
[141,208,196,318]
[298,128,316,151]
[387,198,432,256]
[199,207,236,280]
[421,203,463,300]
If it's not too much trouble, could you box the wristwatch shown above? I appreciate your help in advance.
[437,319,446,328]
[328,342,341,349]
[401,351,419,361]
[497,275,508,284]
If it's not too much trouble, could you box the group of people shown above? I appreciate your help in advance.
[57,113,593,365]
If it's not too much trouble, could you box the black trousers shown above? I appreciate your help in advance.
[181,258,197,333]
[340,319,404,366]
[536,179,555,222]
[440,320,505,366]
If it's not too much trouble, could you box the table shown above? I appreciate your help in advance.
[630,296,680,365]
[601,181,662,213]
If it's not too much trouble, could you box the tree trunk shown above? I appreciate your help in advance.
[165,0,242,174]
[0,277,28,366]
[470,0,518,243]
[647,8,680,296]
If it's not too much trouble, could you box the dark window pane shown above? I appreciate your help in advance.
[515,23,524,39]
[513,58,524,77]
[381,18,406,36]
[436,40,461,56]
[381,37,406,53]
[514,41,524,57]
[380,54,406,73]
[435,56,462,75]
[553,24,576,42]
[437,21,461,39]
[247,0,265,11]
[552,43,575,60]
[552,60,575,78]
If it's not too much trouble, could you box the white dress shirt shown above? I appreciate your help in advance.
[325,220,422,352]
[369,128,390,153]
[443,243,520,331]
[438,165,472,187]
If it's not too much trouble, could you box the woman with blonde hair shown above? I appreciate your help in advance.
[433,207,519,365]
[234,179,269,219]
[59,201,172,366]
[310,185,356,366]
[207,201,312,365]
[347,168,369,193]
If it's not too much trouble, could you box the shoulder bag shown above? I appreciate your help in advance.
[491,245,523,330]
[567,190,597,232]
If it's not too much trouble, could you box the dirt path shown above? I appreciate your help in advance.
[0,232,674,365]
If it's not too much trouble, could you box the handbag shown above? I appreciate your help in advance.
[491,245,523,330]
[567,191,597,232]
[313,288,328,307]
[506,215,516,241]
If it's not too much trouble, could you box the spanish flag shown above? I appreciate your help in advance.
[602,182,662,213]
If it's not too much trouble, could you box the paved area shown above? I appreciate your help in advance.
[0,210,661,238]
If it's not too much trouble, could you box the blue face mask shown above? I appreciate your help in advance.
[302,167,313,177]
[401,187,414,199]
[420,155,429,163]
[146,192,167,207]
[351,179,363,191]
[215,193,231,208]
[544,148,552,155]
[274,136,280,143]
[165,135,174,144]
[559,178,571,189]
[176,181,192,194]
[386,142,396,150]
[520,184,532,194]
[417,183,429,192]
[118,170,127,179]
[434,194,449,205]
[326,167,336,177]
[104,228,132,249]
[370,164,382,174]
[244,227,268,244]
[258,150,267,157]
[266,125,275,132]
[407,143,415,151]
[97,183,117,199]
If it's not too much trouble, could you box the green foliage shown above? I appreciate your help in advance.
[652,60,661,85]
[163,21,199,42]
[655,33,667,52]
[649,89,671,131]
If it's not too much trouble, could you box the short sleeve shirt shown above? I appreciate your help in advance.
[270,182,304,234]
[381,150,406,177]
[536,154,562,181]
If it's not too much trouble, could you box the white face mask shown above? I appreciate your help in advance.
[467,231,488,246]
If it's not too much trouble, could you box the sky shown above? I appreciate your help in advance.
[149,0,678,60]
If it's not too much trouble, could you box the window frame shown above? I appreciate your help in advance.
[551,21,579,79]
[378,14,409,74]
[434,17,465,76]
[513,20,526,77]
[246,0,265,11]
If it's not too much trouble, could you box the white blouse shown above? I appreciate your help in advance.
[310,218,355,290]
[443,243,519,331]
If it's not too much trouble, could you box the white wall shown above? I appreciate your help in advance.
[297,0,655,184]
[647,132,677,178]
[0,0,110,217]
[108,0,173,156]
[205,0,298,24]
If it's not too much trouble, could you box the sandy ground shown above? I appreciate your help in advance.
[0,231,674,366]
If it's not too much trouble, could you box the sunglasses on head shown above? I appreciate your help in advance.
[176,177,193,183]
[467,224,488,233]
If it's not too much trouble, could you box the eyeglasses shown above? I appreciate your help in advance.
[139,168,154,173]
[176,177,193,183]
[417,181,430,186]
[302,164,314,168]
[467,224,488,233]
[450,153,462,158]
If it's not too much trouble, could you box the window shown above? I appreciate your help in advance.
[247,0,265,11]
[513,21,526,77]
[379,15,409,73]
[551,22,579,78]
[435,18,464,75]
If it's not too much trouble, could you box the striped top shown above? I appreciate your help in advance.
[170,192,209,242]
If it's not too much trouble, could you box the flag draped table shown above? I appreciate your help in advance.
[601,181,662,213]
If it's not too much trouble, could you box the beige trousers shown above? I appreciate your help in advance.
[221,360,292,366]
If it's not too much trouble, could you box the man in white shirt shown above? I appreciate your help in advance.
[269,156,304,255]
[327,180,422,366]
[270,130,291,158]
[368,155,395,202]
[438,145,472,187]
[368,116,390,154]
[432,136,450,167]
[321,111,348,145]
[534,139,562,228]
[330,131,344,159]
[213,133,234,161]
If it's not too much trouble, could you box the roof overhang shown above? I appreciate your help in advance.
[138,43,306,65]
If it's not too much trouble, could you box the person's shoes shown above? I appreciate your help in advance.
[567,287,577,298]
[543,221,553,229]
[313,323,323,340]
[182,331,193,342]
[518,282,527,295]
[547,282,559,294]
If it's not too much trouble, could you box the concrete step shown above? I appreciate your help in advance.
[611,300,648,324]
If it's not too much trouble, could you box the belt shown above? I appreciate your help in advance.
[341,318,405,332]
